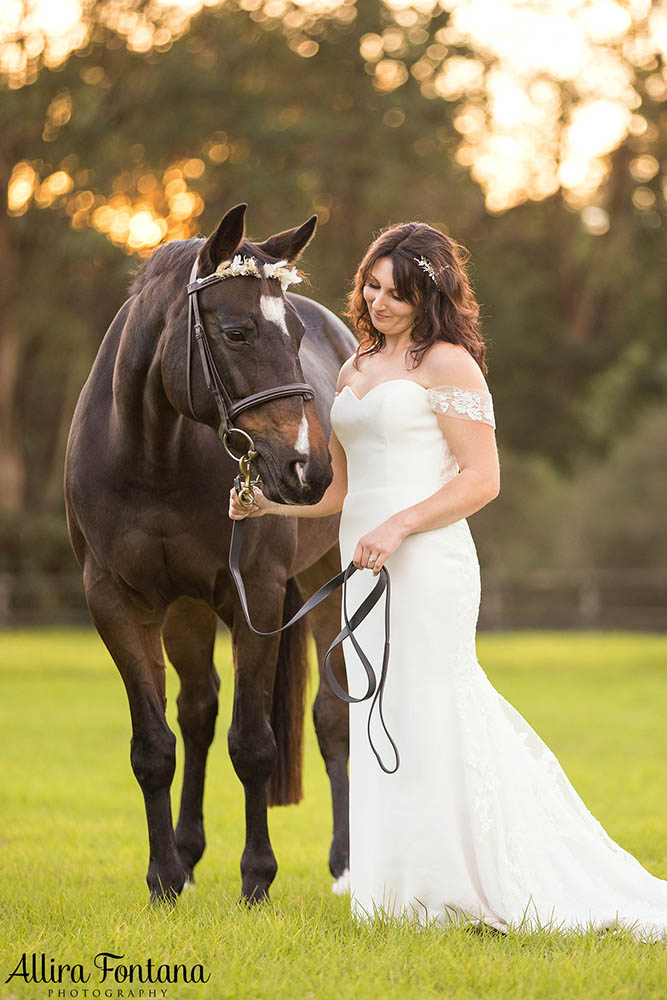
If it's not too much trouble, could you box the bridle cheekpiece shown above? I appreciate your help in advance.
[185,254,315,500]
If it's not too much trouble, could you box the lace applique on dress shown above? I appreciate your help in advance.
[427,385,495,428]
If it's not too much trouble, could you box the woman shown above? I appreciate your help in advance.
[229,221,667,938]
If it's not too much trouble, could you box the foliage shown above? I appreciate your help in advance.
[556,405,667,570]
[1,1,665,575]
[0,510,77,573]
[472,450,568,573]
[473,404,667,573]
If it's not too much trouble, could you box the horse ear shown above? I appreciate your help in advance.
[256,215,317,262]
[198,203,247,274]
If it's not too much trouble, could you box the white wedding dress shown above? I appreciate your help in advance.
[330,378,667,940]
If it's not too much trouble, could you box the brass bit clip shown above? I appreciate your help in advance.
[233,449,262,507]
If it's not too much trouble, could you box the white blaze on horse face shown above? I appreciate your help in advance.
[260,293,289,339]
[295,413,310,483]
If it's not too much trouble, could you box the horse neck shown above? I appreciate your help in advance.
[112,298,180,463]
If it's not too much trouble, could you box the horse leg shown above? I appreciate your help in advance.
[297,551,350,888]
[228,597,286,904]
[162,596,220,884]
[84,566,186,901]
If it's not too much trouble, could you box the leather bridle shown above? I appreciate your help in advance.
[186,256,315,466]
[185,254,399,773]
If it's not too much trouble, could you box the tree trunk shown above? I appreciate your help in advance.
[0,152,26,511]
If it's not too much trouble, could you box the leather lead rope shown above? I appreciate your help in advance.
[229,518,400,774]
[183,254,398,771]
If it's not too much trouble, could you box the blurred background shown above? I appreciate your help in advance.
[1,0,665,629]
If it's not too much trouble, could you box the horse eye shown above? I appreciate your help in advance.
[224,329,246,343]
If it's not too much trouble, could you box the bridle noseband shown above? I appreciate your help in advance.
[185,256,315,482]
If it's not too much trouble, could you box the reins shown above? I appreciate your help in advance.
[186,255,400,773]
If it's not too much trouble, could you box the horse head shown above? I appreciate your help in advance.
[161,204,333,505]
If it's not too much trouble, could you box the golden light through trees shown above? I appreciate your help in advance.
[3,0,666,250]
[8,153,209,252]
[363,0,667,217]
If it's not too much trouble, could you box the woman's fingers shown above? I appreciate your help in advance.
[228,485,268,519]
[228,486,255,519]
[250,485,268,511]
[353,542,383,571]
[228,487,247,519]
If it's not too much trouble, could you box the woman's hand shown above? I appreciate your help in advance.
[353,516,409,576]
[228,484,273,519]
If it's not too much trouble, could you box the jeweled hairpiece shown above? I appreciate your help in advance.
[414,256,451,287]
[215,255,302,292]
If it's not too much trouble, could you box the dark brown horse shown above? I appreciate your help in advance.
[64,204,355,903]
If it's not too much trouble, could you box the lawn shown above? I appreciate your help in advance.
[1,629,666,1000]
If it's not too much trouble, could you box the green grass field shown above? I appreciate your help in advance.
[1,629,667,1000]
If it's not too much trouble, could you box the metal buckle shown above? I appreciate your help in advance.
[187,274,224,295]
[222,427,256,461]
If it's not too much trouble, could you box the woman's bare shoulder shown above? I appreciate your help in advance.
[424,342,488,392]
[336,353,358,391]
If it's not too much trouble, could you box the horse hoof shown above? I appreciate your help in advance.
[238,886,269,906]
[149,886,179,906]
[331,868,350,896]
[148,867,186,904]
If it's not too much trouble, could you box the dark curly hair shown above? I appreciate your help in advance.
[346,221,487,374]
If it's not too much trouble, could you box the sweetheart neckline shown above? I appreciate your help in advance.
[339,380,430,403]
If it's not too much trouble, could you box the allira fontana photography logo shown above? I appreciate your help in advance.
[5,952,211,993]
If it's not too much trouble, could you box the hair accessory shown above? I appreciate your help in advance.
[215,255,302,291]
[414,256,451,287]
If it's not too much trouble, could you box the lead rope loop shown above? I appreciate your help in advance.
[230,473,400,774]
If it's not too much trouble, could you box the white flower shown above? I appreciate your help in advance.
[213,255,301,291]
[263,260,302,291]
[262,259,289,279]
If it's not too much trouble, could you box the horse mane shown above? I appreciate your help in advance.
[129,238,202,296]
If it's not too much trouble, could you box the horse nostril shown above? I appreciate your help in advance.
[294,460,308,486]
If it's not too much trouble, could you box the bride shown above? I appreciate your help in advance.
[230,221,667,940]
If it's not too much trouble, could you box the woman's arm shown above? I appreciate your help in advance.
[352,418,499,573]
[229,367,352,521]
[387,348,500,536]
[352,345,500,574]
[260,428,348,519]
[392,416,499,536]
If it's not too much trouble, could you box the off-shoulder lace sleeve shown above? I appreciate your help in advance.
[427,385,495,428]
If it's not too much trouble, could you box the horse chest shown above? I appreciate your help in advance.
[108,519,221,606]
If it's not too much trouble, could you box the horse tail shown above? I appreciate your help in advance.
[268,576,310,807]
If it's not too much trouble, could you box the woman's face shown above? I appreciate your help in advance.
[362,256,418,339]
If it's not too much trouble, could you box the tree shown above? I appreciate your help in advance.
[1,0,665,581]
